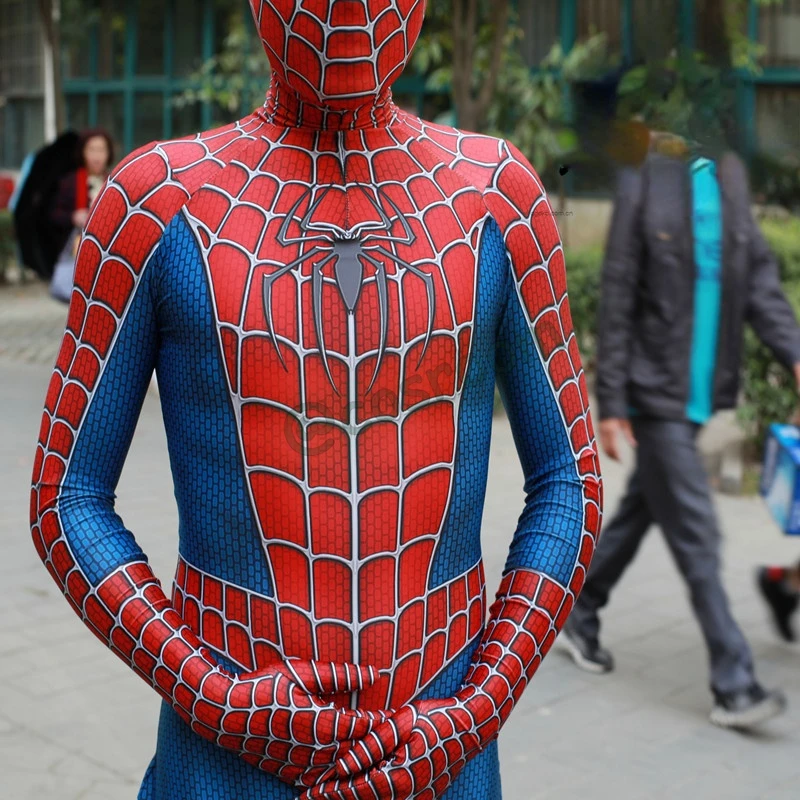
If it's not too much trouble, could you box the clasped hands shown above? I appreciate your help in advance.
[231,659,495,800]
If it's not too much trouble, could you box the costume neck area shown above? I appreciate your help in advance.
[249,0,426,130]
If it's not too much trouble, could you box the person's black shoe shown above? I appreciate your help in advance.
[560,619,614,674]
[709,684,787,730]
[757,567,798,643]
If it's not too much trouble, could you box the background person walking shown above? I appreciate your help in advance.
[562,141,800,730]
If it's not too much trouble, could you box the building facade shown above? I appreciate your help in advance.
[1,0,798,173]
[0,0,46,168]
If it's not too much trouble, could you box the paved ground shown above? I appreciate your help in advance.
[2,282,799,799]
[0,281,69,365]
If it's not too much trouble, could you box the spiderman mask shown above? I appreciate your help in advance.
[249,0,426,109]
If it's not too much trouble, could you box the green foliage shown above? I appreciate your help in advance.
[750,152,800,212]
[614,0,784,150]
[413,6,608,173]
[480,32,573,170]
[739,216,800,455]
[174,11,269,116]
[60,0,106,35]
[484,33,613,171]
[725,0,786,72]
[617,50,734,152]
[563,245,604,369]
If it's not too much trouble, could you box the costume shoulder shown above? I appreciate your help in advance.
[77,113,270,303]
[408,115,565,314]
[90,114,268,239]
[68,114,269,354]
[404,115,560,251]
[407,115,590,467]
[399,113,506,192]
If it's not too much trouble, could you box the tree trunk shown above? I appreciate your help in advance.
[451,0,511,130]
[697,0,733,69]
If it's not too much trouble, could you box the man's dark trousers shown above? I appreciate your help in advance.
[570,417,755,693]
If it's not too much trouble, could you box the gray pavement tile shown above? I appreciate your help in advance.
[74,782,141,800]
[760,777,800,800]
[10,653,125,700]
[612,629,700,665]
[0,729,75,775]
[513,662,596,710]
[629,644,708,693]
[15,776,94,800]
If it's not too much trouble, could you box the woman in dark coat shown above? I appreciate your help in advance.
[48,129,114,302]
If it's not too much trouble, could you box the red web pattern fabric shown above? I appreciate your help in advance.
[468,137,601,757]
[300,119,603,800]
[28,118,391,781]
[29,2,602,793]
[399,112,602,575]
[404,112,602,674]
[175,556,485,708]
[32,116,267,613]
[183,123,491,710]
[29,101,602,793]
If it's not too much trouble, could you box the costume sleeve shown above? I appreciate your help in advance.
[29,149,248,750]
[463,142,601,742]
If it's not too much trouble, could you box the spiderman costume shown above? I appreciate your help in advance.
[30,2,602,798]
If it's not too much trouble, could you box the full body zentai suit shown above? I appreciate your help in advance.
[30,2,602,798]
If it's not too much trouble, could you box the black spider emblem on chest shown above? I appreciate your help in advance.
[262,184,436,393]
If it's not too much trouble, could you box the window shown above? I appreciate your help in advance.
[633,0,678,62]
[174,0,206,76]
[59,0,238,156]
[578,0,622,53]
[95,0,126,80]
[759,0,800,68]
[172,101,203,139]
[137,0,166,76]
[62,7,92,80]
[0,0,45,166]
[97,93,124,150]
[756,86,800,155]
[518,0,560,67]
[0,0,43,95]
[134,93,165,145]
[66,94,90,130]
[1,98,45,166]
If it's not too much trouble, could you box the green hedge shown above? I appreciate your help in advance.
[564,245,604,371]
[738,216,800,455]
[495,245,602,417]
[563,216,800,455]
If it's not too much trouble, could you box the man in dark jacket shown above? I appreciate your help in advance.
[562,148,800,729]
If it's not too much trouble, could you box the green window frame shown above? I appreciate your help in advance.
[736,1,800,157]
[556,1,800,166]
[62,0,435,158]
[63,0,239,155]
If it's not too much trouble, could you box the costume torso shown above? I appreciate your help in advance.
[177,121,489,712]
[31,4,601,799]
[143,114,507,794]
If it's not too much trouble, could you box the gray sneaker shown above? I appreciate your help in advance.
[560,618,614,674]
[709,684,787,730]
